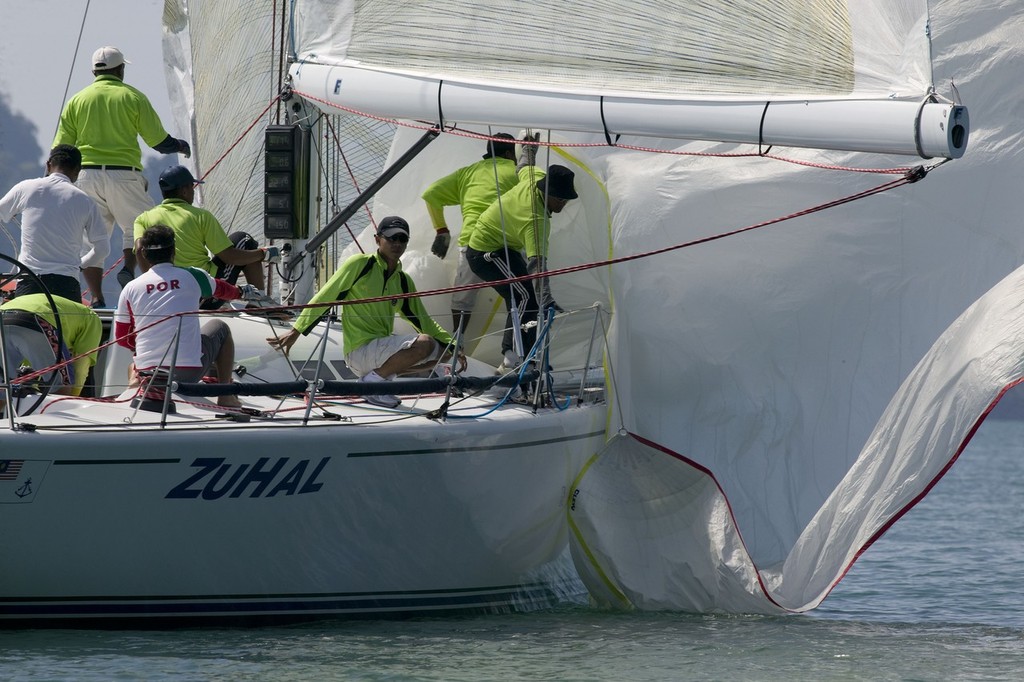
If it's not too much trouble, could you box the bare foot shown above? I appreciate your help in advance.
[217,394,243,409]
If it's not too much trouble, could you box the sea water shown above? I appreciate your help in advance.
[3,418,1024,681]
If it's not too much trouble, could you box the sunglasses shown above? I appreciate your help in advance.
[378,233,409,244]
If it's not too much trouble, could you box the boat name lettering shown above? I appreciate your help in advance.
[165,456,330,500]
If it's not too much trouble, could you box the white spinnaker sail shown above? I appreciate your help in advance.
[568,0,1024,612]
[166,0,1024,613]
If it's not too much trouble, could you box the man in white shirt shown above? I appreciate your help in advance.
[114,225,266,410]
[0,145,109,303]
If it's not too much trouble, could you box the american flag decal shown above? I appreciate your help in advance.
[0,459,24,480]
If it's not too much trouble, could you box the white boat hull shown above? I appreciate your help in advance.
[0,315,607,624]
[0,401,604,623]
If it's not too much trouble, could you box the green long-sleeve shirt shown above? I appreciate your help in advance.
[292,251,453,356]
[421,157,520,246]
[468,167,549,258]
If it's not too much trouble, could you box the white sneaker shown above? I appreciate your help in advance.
[508,385,530,404]
[498,350,522,373]
[244,292,294,319]
[359,370,401,408]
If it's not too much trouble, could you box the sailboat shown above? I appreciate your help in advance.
[3,0,1023,624]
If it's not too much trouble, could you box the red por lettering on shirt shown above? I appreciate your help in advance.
[145,279,181,294]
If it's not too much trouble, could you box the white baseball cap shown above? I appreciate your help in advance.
[92,46,129,70]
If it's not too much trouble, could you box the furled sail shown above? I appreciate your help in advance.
[164,0,1024,614]
[163,0,281,232]
[163,0,397,277]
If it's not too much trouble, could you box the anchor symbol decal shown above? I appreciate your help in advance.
[15,478,32,498]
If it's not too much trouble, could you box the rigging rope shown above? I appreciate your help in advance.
[324,116,374,252]
[11,157,930,394]
[53,0,91,143]
[198,94,283,183]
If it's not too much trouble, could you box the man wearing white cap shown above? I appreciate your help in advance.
[53,46,191,308]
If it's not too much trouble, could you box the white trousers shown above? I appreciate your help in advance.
[76,168,154,264]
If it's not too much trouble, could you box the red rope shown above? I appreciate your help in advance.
[12,163,923,390]
[198,94,283,183]
[293,171,922,310]
[193,169,925,318]
[324,117,374,253]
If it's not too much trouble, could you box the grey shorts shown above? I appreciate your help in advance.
[451,246,485,312]
[173,319,231,382]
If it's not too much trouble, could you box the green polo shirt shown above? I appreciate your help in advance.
[0,294,103,396]
[134,199,233,275]
[468,167,549,258]
[292,251,453,356]
[421,157,520,246]
[53,75,170,168]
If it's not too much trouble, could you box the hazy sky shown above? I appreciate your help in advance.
[0,0,173,168]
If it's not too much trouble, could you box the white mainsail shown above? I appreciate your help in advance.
[288,0,965,158]
[164,0,1024,614]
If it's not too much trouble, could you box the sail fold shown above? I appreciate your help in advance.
[572,262,1024,611]
[162,0,1024,615]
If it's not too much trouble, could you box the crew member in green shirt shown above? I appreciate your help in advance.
[134,166,276,309]
[466,164,578,369]
[268,216,465,408]
[421,133,521,333]
[53,46,191,307]
[0,294,102,399]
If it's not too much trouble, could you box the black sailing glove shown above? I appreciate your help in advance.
[431,229,451,259]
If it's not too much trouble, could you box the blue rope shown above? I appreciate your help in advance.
[448,309,560,419]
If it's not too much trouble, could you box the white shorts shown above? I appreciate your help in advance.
[451,246,485,312]
[345,334,441,378]
[76,168,154,259]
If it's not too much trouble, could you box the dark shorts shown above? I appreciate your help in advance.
[200,232,259,311]
[465,247,538,355]
[14,274,82,304]
[212,232,260,284]
[170,319,231,382]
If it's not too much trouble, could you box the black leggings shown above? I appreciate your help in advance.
[466,247,538,356]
